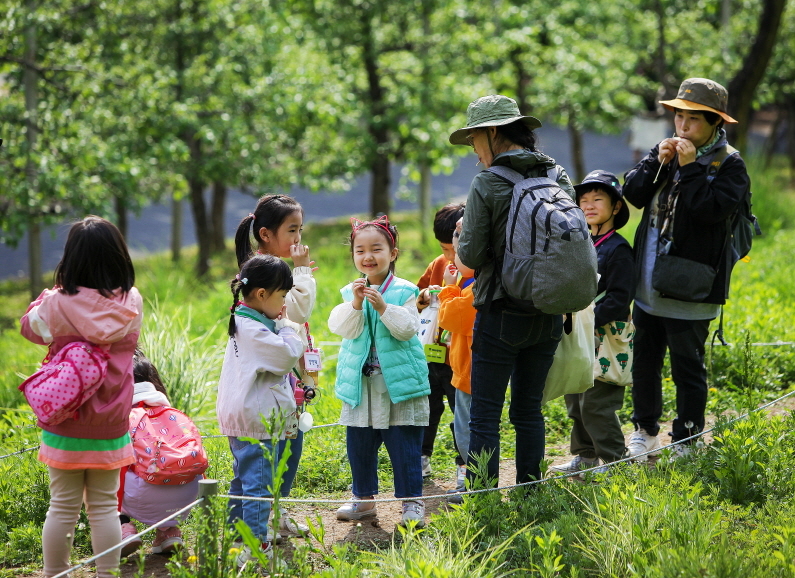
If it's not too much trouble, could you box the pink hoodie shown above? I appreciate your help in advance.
[20,287,143,440]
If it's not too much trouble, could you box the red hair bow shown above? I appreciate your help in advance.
[350,215,394,243]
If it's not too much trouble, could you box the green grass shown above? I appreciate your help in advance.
[2,157,795,575]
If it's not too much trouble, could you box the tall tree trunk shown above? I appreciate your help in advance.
[787,96,795,188]
[763,104,784,168]
[362,13,390,216]
[510,48,532,114]
[419,163,432,245]
[185,132,210,277]
[25,0,42,300]
[568,117,586,183]
[171,194,182,263]
[210,181,227,254]
[726,0,787,151]
[114,195,128,240]
[654,0,673,99]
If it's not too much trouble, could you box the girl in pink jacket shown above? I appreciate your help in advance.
[20,216,143,578]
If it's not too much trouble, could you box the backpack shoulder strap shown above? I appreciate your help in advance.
[707,144,740,182]
[486,165,525,185]
[547,164,562,182]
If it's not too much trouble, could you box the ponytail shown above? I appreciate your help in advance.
[234,214,257,268]
[228,279,244,337]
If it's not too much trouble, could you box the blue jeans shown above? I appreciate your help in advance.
[467,303,562,485]
[454,389,472,463]
[346,425,424,498]
[279,429,303,498]
[228,436,298,541]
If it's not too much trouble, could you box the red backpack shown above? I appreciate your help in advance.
[129,404,208,485]
[19,341,110,425]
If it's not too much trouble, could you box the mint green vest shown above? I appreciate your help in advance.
[334,276,430,407]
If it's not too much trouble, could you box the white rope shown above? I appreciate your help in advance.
[50,497,204,578]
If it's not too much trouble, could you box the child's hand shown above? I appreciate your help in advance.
[363,287,387,314]
[351,278,366,310]
[417,288,430,311]
[290,243,311,268]
[443,264,458,286]
[277,305,288,320]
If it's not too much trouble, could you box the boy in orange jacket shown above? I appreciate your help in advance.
[417,203,470,478]
[437,243,476,501]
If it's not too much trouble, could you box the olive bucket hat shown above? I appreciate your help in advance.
[449,95,542,145]
[659,78,737,124]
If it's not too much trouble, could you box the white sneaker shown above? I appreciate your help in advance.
[627,428,660,462]
[421,455,432,477]
[278,507,309,537]
[669,443,692,460]
[234,541,286,574]
[455,464,467,490]
[549,455,599,475]
[579,463,610,479]
[336,498,377,521]
[400,500,426,528]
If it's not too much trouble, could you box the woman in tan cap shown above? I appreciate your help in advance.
[621,78,751,461]
[451,95,575,488]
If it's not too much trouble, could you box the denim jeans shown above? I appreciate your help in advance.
[346,425,424,498]
[467,302,562,485]
[228,436,294,541]
[278,429,303,497]
[453,389,472,463]
[631,306,712,441]
[422,362,461,465]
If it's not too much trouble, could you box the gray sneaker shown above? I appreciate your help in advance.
[277,507,309,538]
[549,455,599,475]
[626,428,660,462]
[400,500,426,528]
[336,498,377,521]
[421,455,432,477]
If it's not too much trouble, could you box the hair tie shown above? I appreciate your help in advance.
[248,213,255,219]
[241,277,248,285]
[350,214,395,244]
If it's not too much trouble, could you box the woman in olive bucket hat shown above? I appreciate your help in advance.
[452,95,576,487]
[621,78,751,461]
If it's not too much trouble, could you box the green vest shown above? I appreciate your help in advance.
[335,275,430,408]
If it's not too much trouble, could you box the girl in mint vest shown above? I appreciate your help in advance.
[328,216,431,528]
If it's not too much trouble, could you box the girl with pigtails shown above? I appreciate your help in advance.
[233,194,317,540]
[216,254,305,567]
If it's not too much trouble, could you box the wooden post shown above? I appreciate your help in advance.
[197,479,218,577]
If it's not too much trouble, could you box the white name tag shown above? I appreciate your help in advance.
[303,348,322,371]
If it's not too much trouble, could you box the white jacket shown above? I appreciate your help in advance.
[216,316,304,439]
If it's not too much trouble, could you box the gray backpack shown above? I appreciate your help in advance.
[488,165,598,314]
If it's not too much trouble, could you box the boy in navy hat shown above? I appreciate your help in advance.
[551,170,634,476]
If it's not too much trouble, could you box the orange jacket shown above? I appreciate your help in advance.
[417,254,449,289]
[438,284,476,394]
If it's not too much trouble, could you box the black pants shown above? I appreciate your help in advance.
[631,306,712,442]
[422,362,462,465]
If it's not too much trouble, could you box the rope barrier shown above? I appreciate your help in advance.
[50,498,204,578]
[0,445,38,460]
[12,386,794,576]
[214,387,795,505]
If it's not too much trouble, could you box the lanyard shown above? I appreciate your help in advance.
[593,230,616,248]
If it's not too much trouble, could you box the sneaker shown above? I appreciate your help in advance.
[278,507,309,538]
[234,541,286,574]
[400,500,426,528]
[549,455,599,475]
[579,464,610,479]
[669,443,692,460]
[627,428,660,462]
[455,464,467,490]
[336,498,377,521]
[446,492,464,505]
[151,526,183,555]
[120,522,142,557]
[421,455,432,477]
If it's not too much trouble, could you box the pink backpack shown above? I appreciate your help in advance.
[19,341,110,426]
[129,404,209,485]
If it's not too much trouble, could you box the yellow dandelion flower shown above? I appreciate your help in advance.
[228,548,240,555]
[187,555,198,565]
[708,387,718,393]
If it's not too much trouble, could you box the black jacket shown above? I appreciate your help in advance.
[593,231,634,328]
[623,134,750,304]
